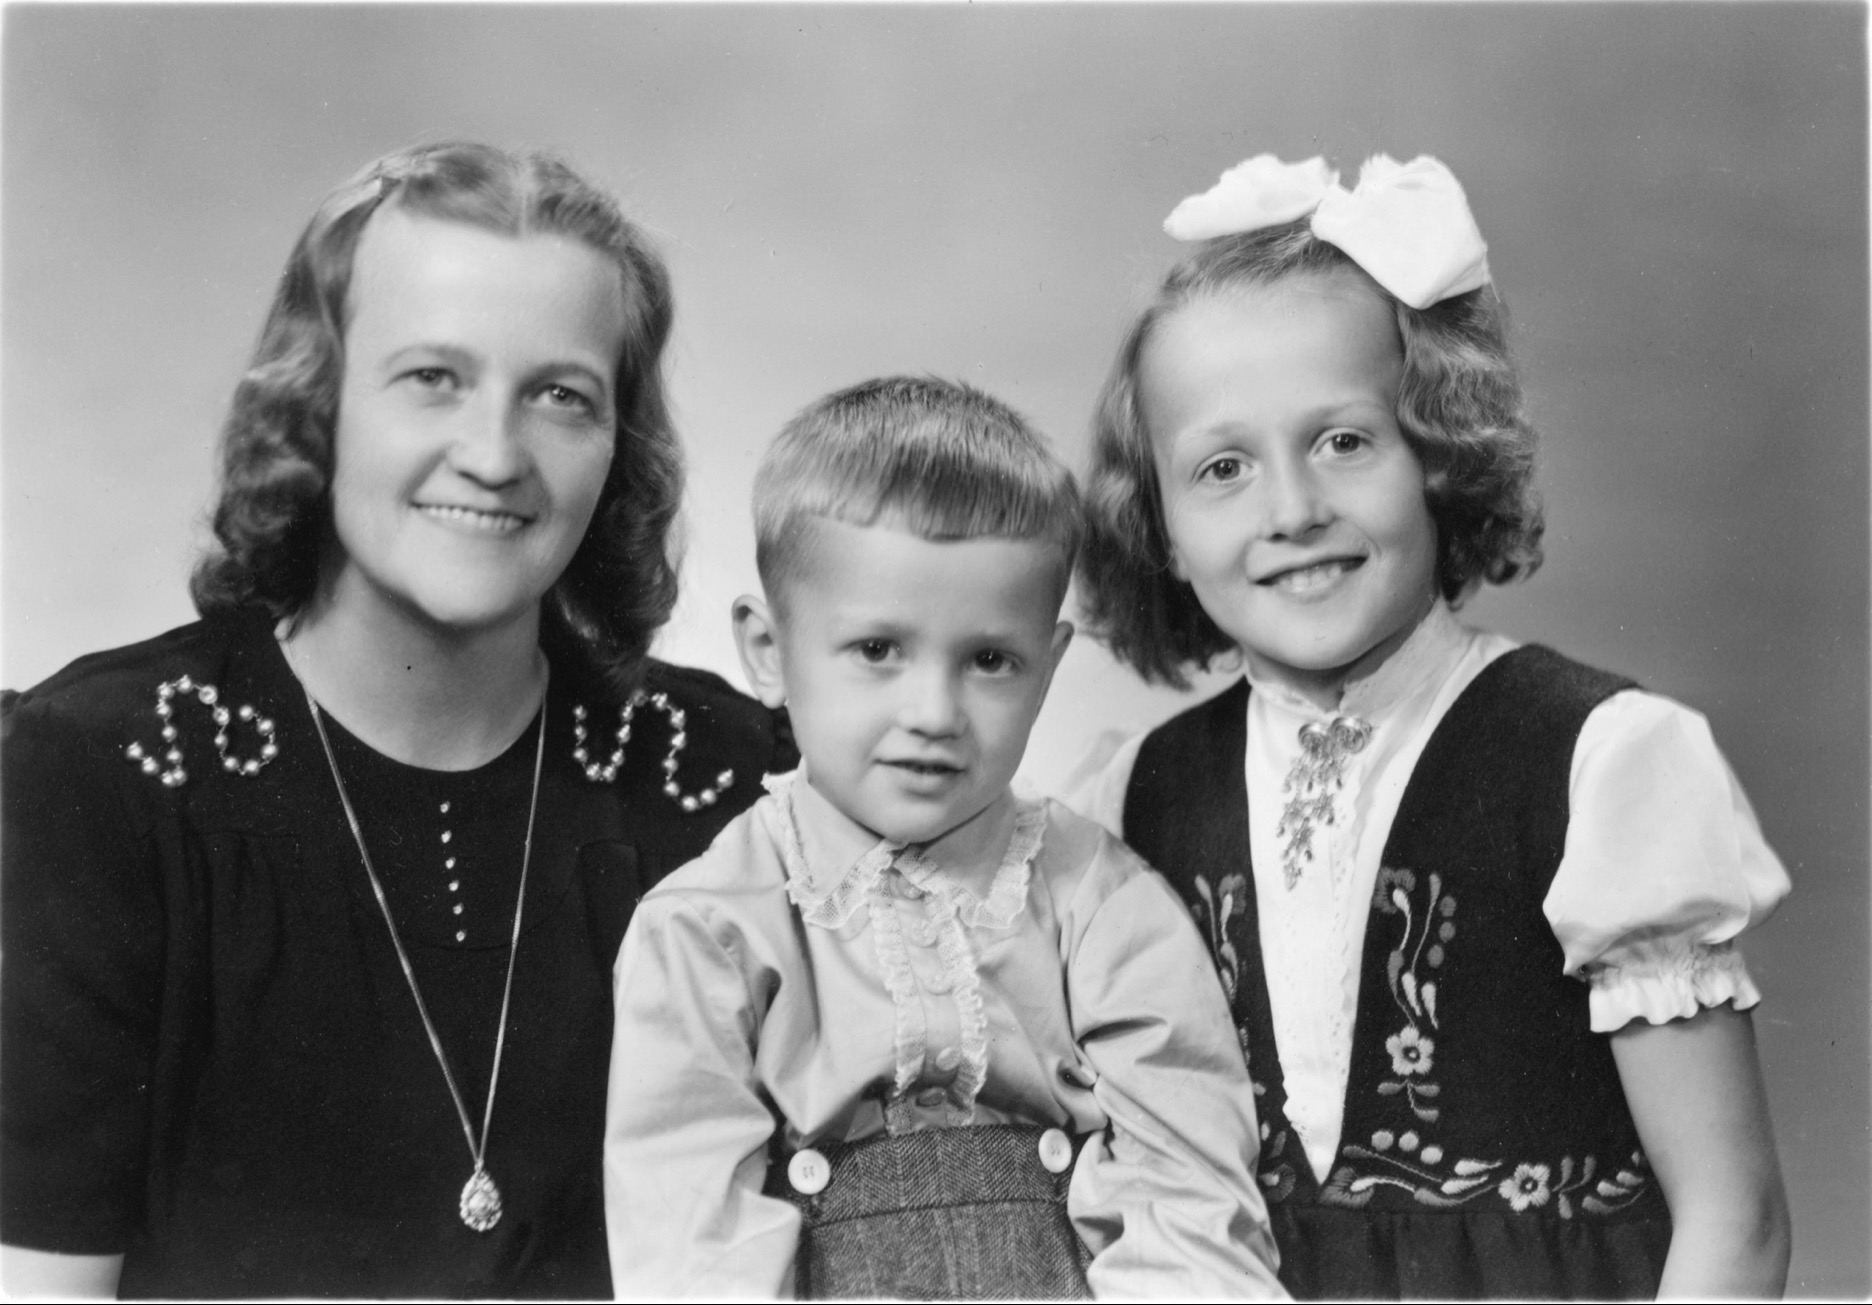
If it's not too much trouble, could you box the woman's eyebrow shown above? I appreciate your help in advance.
[378,342,478,374]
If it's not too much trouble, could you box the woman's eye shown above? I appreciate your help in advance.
[540,384,599,416]
[1197,457,1243,484]
[405,366,456,390]
[1323,430,1367,456]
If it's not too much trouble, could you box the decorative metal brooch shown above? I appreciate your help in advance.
[1275,715,1372,889]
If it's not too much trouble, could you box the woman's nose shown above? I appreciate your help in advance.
[449,395,529,487]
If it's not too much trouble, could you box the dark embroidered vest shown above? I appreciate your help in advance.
[1125,647,1672,1300]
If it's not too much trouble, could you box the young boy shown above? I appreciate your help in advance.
[603,377,1283,1299]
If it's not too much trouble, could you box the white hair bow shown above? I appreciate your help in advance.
[1162,153,1491,310]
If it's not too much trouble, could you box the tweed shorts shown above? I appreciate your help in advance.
[763,1124,1094,1301]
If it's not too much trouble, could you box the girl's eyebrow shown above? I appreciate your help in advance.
[1186,398,1393,440]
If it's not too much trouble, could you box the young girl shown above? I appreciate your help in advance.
[1073,153,1792,1300]
[604,377,1284,1299]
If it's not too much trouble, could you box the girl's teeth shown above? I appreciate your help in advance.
[1275,561,1350,593]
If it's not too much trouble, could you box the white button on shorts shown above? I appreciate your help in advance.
[1037,1128,1074,1174]
[788,1148,831,1195]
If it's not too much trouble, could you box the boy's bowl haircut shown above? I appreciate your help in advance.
[1079,220,1545,689]
[754,376,1082,607]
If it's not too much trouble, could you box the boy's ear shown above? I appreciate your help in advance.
[1040,620,1075,694]
[732,594,789,709]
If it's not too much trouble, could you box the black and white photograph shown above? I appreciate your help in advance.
[2,4,1864,1299]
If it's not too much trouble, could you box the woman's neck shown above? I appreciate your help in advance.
[280,589,548,771]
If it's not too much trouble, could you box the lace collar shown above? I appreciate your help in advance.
[763,770,1045,931]
[1246,600,1475,726]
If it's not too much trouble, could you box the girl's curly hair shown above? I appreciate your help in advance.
[189,141,682,696]
[1079,221,1544,688]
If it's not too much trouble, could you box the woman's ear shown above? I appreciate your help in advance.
[731,595,789,709]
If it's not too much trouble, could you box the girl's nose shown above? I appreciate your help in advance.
[1261,457,1331,540]
[898,666,965,738]
[449,396,530,487]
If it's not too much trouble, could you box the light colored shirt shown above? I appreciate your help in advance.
[1070,605,1790,1185]
[604,772,1286,1300]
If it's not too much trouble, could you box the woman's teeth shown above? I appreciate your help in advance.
[418,504,527,533]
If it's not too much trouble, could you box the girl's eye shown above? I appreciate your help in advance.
[1197,457,1244,484]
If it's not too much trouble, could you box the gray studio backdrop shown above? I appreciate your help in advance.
[3,4,1866,1294]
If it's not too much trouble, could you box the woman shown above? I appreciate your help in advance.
[1,142,789,1298]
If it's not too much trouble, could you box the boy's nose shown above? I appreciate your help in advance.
[898,667,965,737]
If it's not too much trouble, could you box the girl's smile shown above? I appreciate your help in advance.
[1141,270,1439,706]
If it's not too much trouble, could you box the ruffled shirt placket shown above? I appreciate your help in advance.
[767,773,1045,1136]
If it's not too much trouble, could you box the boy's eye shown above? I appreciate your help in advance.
[1197,456,1244,484]
[972,649,1016,675]
[854,639,897,664]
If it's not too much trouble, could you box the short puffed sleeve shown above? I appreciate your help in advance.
[1543,690,1790,1032]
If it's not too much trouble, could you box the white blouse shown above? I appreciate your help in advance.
[1070,605,1790,1185]
[604,772,1286,1300]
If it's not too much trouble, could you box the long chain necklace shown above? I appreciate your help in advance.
[304,680,546,1233]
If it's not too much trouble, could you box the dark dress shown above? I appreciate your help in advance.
[1123,647,1673,1300]
[0,610,791,1298]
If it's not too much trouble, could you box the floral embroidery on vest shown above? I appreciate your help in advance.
[1191,871,1297,1203]
[1318,866,1654,1216]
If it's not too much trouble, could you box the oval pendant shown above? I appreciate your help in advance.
[460,1167,503,1232]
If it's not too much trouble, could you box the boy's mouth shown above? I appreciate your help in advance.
[883,759,964,777]
[1258,557,1364,595]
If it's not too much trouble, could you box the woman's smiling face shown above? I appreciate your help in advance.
[1141,271,1439,703]
[324,208,627,641]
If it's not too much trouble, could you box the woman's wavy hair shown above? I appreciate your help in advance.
[189,141,682,695]
[1079,221,1545,688]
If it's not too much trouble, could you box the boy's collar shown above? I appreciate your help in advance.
[765,769,1042,931]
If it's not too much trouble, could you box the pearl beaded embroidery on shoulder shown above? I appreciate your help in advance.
[571,689,735,811]
[123,674,280,788]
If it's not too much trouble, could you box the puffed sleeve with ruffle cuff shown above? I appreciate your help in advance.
[1542,690,1790,1033]
[1056,728,1144,840]
[1056,818,1286,1300]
